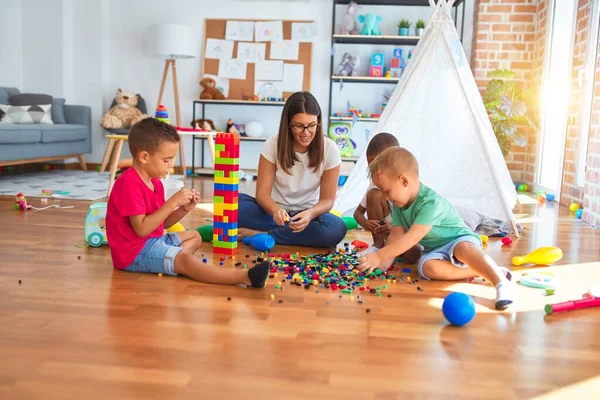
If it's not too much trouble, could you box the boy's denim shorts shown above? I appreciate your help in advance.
[125,232,182,276]
[417,235,482,280]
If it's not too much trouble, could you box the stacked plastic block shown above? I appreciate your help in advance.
[389,49,406,78]
[213,132,240,255]
[155,104,170,124]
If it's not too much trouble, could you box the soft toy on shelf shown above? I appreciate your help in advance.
[341,1,359,34]
[199,77,225,100]
[226,119,238,134]
[191,118,216,131]
[100,89,147,129]
[358,13,382,35]
[338,52,360,76]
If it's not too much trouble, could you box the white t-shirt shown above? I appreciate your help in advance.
[261,135,341,211]
[359,183,393,222]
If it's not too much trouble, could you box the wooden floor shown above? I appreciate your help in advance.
[1,176,600,400]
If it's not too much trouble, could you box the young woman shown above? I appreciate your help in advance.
[238,91,347,247]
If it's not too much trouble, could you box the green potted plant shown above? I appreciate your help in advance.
[483,69,538,157]
[415,19,426,36]
[398,19,411,36]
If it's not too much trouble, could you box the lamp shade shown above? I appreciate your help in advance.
[147,24,196,59]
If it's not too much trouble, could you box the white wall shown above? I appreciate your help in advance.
[5,0,474,169]
[0,0,23,88]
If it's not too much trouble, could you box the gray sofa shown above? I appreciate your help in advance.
[0,87,91,169]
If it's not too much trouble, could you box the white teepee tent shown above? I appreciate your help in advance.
[334,0,519,234]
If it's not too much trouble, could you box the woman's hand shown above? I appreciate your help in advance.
[289,210,312,233]
[273,208,291,226]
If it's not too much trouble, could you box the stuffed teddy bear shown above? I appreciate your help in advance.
[358,13,382,35]
[341,1,359,34]
[338,52,360,76]
[199,78,225,100]
[191,118,216,131]
[100,89,147,129]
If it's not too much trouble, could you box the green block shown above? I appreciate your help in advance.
[214,241,237,249]
[215,157,239,165]
[214,196,223,203]
[215,144,225,151]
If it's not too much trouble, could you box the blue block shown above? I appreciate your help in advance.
[221,183,239,191]
[371,53,384,66]
[218,235,223,241]
[214,183,224,191]
[393,48,403,58]
[214,221,238,230]
[228,236,237,242]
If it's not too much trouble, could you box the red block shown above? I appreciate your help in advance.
[214,164,240,172]
[214,190,239,197]
[214,247,236,255]
[390,57,400,68]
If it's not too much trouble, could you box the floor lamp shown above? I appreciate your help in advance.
[148,23,196,174]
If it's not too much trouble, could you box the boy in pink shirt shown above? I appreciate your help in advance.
[106,118,269,287]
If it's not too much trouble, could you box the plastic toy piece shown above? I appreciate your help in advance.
[213,132,240,255]
[512,246,563,266]
[545,297,600,315]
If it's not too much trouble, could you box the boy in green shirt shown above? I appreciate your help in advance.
[358,147,514,310]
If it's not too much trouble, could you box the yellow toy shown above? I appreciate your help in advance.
[480,234,489,244]
[569,203,580,213]
[330,209,343,217]
[167,222,186,233]
[512,246,563,266]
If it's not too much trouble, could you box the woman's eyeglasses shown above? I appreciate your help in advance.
[290,123,320,134]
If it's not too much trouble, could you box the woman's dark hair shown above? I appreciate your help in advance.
[277,91,324,174]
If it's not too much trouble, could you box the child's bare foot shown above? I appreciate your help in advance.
[238,228,266,241]
[247,261,270,288]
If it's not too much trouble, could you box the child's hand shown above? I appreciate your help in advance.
[182,189,200,212]
[363,220,381,233]
[289,210,312,233]
[171,188,194,207]
[375,221,392,235]
[358,252,381,274]
[273,208,291,226]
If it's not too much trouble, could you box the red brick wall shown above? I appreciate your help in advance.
[561,0,594,207]
[471,0,540,184]
[582,36,600,227]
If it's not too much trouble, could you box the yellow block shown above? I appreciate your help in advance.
[213,234,219,242]
[223,216,228,222]
[228,228,238,236]
[214,175,239,184]
[214,202,238,215]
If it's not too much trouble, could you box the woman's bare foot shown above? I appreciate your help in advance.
[238,227,266,241]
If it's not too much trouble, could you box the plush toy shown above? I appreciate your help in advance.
[328,122,356,158]
[199,78,225,100]
[358,13,382,35]
[341,1,359,34]
[100,89,147,129]
[338,52,360,76]
[191,118,216,131]
[226,119,238,134]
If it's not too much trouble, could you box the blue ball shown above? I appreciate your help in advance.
[575,209,583,219]
[442,292,476,326]
[546,193,555,202]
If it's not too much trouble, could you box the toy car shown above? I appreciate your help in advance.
[84,202,108,247]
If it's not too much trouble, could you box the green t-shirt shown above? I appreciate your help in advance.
[391,183,480,253]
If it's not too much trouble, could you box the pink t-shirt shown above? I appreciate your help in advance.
[106,167,165,269]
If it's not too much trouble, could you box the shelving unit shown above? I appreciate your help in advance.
[327,0,467,144]
[190,99,284,173]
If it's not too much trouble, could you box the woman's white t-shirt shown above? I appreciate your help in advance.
[261,135,342,211]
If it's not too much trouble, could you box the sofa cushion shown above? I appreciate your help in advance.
[40,124,88,143]
[0,104,54,124]
[10,93,66,124]
[0,124,42,144]
[0,87,20,105]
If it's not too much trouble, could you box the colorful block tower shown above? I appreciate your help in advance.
[370,53,384,77]
[213,132,240,255]
[389,49,405,78]
[155,104,170,124]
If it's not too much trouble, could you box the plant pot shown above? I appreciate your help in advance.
[398,27,409,36]
[416,28,424,37]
